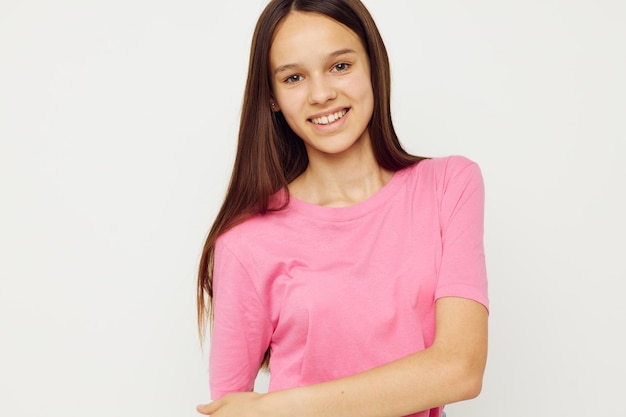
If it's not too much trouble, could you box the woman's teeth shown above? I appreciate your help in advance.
[310,109,347,125]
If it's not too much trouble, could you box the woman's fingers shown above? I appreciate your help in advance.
[196,401,218,415]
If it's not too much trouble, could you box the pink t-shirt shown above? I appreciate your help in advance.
[209,155,488,417]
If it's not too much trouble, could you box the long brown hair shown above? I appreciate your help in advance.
[197,0,425,363]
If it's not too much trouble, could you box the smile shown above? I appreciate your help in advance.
[309,109,349,125]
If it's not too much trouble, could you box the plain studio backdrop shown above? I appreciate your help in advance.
[1,0,624,416]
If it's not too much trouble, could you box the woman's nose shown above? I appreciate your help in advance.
[308,75,337,105]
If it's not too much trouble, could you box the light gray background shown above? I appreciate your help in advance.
[1,0,624,416]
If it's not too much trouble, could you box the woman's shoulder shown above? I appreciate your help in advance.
[413,154,478,170]
[403,155,481,181]
[217,214,271,246]
[395,155,484,205]
[216,206,290,255]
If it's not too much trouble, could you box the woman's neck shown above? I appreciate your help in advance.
[288,142,393,208]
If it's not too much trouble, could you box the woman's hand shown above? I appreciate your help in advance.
[196,392,267,417]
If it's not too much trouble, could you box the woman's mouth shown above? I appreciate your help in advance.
[309,109,349,125]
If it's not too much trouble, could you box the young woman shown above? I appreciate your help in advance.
[196,1,489,416]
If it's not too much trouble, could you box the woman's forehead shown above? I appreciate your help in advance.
[270,12,364,68]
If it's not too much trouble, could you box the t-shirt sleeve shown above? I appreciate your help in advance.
[209,237,273,400]
[434,156,489,311]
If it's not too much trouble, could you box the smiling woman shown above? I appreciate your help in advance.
[196,1,488,417]
[270,12,376,190]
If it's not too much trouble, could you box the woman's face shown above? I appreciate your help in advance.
[269,11,374,160]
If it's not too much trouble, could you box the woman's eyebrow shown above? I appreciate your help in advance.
[273,48,357,75]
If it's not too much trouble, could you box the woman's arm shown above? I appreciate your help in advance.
[209,239,273,399]
[198,295,488,417]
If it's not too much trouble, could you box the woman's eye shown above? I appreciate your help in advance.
[284,74,303,84]
[333,63,350,72]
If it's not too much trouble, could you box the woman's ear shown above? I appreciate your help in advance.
[270,100,280,112]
